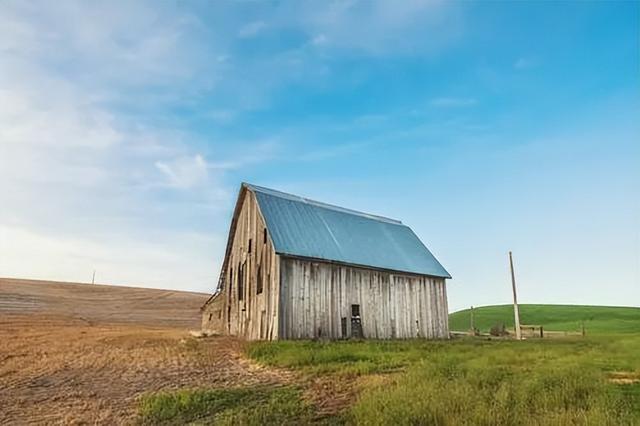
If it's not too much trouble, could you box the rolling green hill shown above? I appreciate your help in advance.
[449,304,640,335]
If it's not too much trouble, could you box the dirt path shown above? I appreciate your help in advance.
[0,314,292,425]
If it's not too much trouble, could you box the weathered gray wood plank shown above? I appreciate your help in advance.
[279,257,448,339]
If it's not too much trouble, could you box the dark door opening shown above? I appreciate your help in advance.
[351,304,363,338]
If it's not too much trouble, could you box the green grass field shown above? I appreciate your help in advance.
[138,386,315,425]
[139,305,640,425]
[449,304,640,335]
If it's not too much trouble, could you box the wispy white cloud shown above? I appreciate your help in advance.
[430,97,477,107]
[238,21,267,38]
[0,0,467,292]
[0,0,267,291]
[208,109,237,124]
[155,155,209,189]
[514,56,537,70]
[294,0,461,55]
[310,34,328,46]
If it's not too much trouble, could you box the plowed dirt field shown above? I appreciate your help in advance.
[0,278,290,425]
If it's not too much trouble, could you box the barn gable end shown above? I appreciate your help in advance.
[201,185,280,340]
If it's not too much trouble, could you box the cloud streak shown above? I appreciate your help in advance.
[430,97,478,107]
[238,21,267,38]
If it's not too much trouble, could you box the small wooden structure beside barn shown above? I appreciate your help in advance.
[201,183,451,340]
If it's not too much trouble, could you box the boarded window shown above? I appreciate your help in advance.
[257,263,263,294]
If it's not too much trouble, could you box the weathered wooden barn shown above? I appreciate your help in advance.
[201,183,451,340]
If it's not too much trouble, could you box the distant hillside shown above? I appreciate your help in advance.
[449,304,640,335]
[0,277,210,328]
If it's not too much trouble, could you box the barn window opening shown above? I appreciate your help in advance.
[208,313,212,321]
[229,267,233,292]
[351,304,360,317]
[248,239,252,254]
[263,228,267,244]
[238,262,244,301]
[257,263,263,294]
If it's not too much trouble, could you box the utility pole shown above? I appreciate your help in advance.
[92,270,96,285]
[470,306,475,335]
[509,251,522,340]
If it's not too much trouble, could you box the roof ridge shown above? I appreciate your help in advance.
[243,182,403,225]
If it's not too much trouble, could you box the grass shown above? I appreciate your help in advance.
[353,360,638,425]
[139,304,640,425]
[350,339,640,425]
[246,339,417,376]
[138,386,313,425]
[248,336,640,424]
[449,304,640,335]
[247,305,640,425]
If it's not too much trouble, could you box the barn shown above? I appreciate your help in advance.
[201,183,451,340]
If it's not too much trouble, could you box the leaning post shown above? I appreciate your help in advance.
[509,251,522,340]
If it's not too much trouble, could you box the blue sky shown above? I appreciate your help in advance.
[1,1,638,311]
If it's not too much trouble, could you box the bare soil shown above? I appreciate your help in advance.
[0,278,292,425]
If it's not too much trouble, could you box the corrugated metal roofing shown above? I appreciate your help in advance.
[245,183,451,278]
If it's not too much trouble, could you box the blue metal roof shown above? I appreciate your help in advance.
[245,183,451,278]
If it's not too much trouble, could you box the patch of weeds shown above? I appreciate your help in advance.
[138,386,314,425]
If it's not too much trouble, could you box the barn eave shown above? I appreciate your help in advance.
[276,252,452,279]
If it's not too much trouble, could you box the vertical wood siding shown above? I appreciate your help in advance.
[279,257,449,340]
[201,189,280,340]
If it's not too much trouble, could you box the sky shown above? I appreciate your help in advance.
[0,1,638,312]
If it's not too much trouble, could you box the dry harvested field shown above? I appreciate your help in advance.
[4,278,637,425]
[0,278,209,329]
[0,278,291,425]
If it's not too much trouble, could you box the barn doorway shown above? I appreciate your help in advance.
[351,304,363,338]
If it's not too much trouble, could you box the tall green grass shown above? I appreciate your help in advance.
[449,304,640,334]
[249,336,640,424]
[352,347,639,425]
